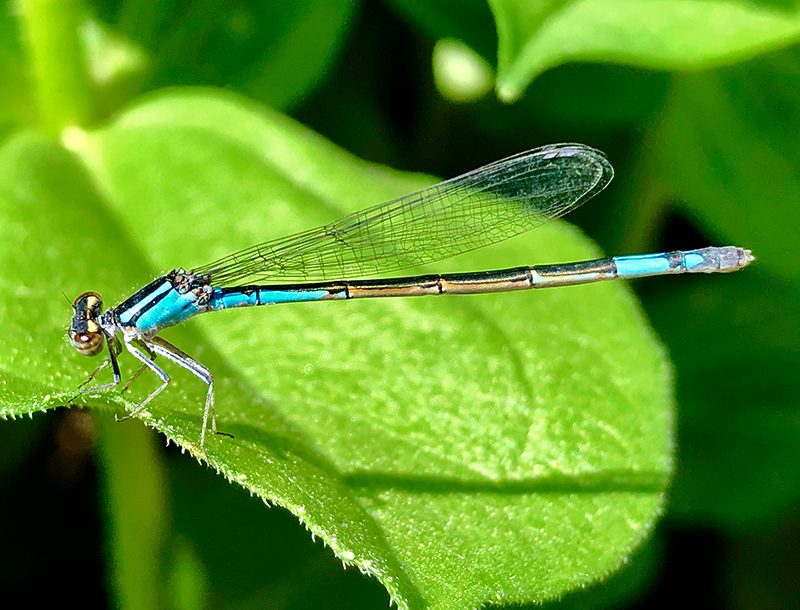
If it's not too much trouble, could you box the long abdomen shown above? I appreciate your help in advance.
[207,246,753,309]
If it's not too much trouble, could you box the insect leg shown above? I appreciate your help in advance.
[145,336,221,449]
[117,339,171,422]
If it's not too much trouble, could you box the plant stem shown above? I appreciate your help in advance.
[20,0,93,134]
[98,416,167,610]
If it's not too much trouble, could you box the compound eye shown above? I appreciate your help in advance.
[69,291,105,357]
[72,291,103,313]
[69,330,104,356]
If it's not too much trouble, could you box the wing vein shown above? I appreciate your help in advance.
[191,143,614,285]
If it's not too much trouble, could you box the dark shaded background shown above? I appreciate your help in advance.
[2,1,798,608]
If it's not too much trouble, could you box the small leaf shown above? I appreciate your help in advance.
[489,0,800,101]
[433,38,494,103]
[0,90,671,608]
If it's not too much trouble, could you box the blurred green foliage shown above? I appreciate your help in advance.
[1,0,798,608]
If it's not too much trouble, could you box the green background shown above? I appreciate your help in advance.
[1,0,798,608]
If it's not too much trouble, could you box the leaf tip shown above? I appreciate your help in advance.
[496,80,522,103]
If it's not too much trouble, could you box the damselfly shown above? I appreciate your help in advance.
[69,144,753,449]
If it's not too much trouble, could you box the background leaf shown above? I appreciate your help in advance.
[385,0,497,60]
[87,0,359,111]
[651,56,800,283]
[488,0,800,101]
[0,9,35,134]
[620,48,800,527]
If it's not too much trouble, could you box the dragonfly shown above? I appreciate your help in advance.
[68,143,753,449]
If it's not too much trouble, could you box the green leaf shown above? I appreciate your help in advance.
[87,0,359,110]
[384,0,498,61]
[0,8,36,132]
[165,449,390,607]
[489,0,800,102]
[603,51,800,528]
[651,60,800,284]
[20,0,94,132]
[537,533,663,609]
[0,89,671,608]
[167,537,208,610]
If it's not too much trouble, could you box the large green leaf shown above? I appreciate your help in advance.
[0,89,671,608]
[489,0,800,101]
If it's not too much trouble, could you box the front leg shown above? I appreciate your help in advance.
[77,333,122,393]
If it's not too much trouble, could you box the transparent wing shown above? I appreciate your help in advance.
[191,143,614,285]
